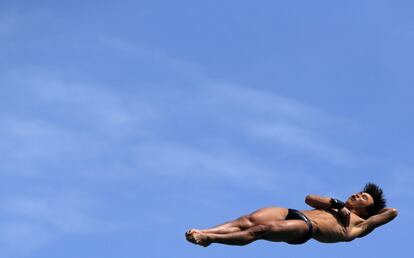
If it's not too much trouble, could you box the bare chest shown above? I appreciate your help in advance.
[302,209,357,243]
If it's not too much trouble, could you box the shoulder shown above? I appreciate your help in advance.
[347,208,398,239]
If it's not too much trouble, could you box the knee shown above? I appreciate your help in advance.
[239,216,255,229]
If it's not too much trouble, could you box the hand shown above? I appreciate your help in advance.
[337,207,351,227]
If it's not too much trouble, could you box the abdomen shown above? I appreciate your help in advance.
[301,209,348,243]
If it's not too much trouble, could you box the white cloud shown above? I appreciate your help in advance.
[0,49,358,186]
[194,82,356,165]
[2,195,101,234]
[131,141,283,186]
[0,34,363,254]
[0,191,118,254]
[0,221,52,255]
[247,122,354,164]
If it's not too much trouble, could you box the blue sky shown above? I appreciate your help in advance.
[0,1,413,257]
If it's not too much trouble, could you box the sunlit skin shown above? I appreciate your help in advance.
[186,192,398,247]
[345,192,375,218]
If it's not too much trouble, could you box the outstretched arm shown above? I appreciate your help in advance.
[349,208,398,239]
[305,195,333,209]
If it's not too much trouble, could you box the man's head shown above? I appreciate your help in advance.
[346,183,387,219]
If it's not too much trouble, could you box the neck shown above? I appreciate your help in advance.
[346,205,366,218]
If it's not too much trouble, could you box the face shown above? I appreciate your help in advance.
[346,192,374,210]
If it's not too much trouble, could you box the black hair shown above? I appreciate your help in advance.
[363,183,386,218]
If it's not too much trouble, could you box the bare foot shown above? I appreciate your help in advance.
[186,229,211,247]
[185,229,197,243]
[186,229,196,235]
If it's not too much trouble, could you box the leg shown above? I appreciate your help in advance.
[190,220,310,246]
[185,216,251,245]
[192,224,272,246]
[198,216,254,234]
[189,207,288,235]
[262,220,310,243]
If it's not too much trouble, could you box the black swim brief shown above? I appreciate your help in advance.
[285,209,313,244]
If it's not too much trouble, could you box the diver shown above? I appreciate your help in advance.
[185,183,397,246]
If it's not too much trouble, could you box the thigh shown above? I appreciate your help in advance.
[263,220,309,242]
[248,207,289,225]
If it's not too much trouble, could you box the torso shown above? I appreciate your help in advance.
[301,209,364,243]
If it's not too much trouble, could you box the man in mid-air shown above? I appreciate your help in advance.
[186,183,397,246]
